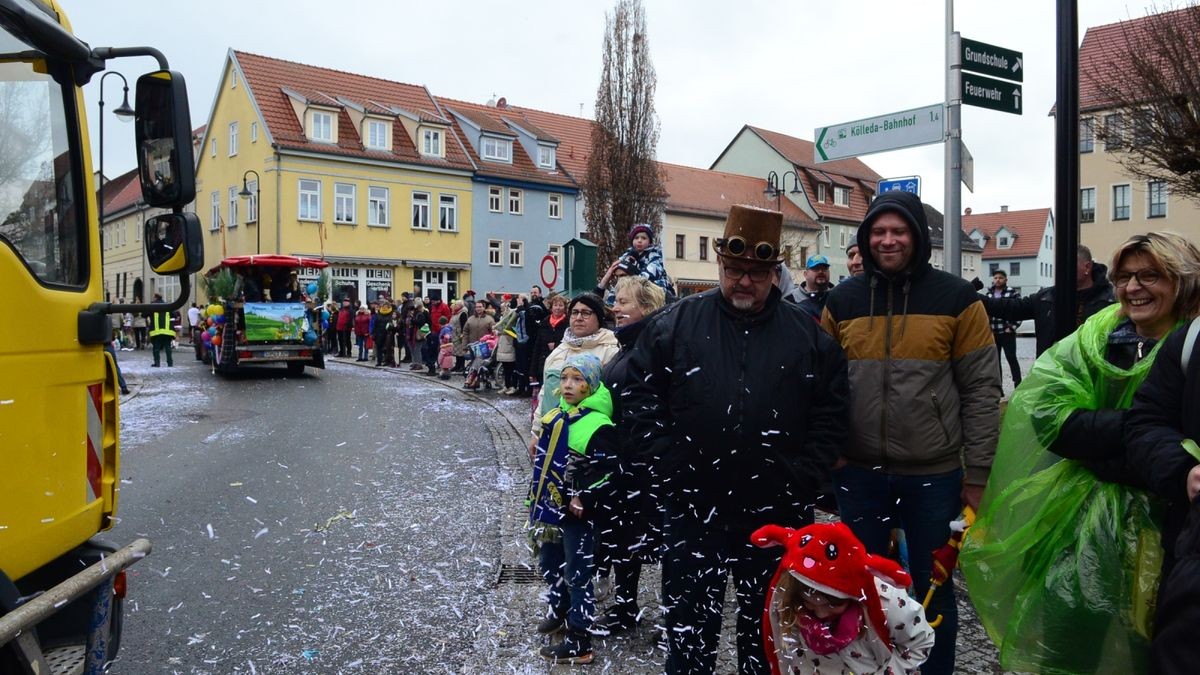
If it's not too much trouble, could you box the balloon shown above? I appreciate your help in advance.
[208,327,218,336]
[201,331,212,344]
[207,304,224,317]
[321,310,330,321]
[214,315,225,325]
[206,317,214,327]
[306,282,318,295]
[211,335,222,347]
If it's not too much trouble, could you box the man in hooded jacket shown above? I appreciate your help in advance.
[820,191,1001,675]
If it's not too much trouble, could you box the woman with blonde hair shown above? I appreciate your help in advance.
[962,231,1200,675]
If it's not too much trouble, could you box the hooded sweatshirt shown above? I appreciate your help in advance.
[820,191,1001,485]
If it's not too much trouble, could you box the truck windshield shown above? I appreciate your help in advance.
[0,39,83,287]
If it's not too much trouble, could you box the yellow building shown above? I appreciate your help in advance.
[100,169,185,306]
[1076,11,1200,263]
[195,50,476,303]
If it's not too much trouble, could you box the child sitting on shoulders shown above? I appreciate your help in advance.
[526,353,618,665]
[751,522,935,675]
[600,223,676,303]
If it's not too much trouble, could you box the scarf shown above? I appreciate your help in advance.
[796,603,863,656]
[561,327,592,348]
[548,313,566,329]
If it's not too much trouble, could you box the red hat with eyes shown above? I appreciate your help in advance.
[751,522,911,658]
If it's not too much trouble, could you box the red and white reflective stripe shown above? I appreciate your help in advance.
[86,383,103,501]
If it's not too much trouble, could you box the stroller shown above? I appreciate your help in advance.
[464,333,498,391]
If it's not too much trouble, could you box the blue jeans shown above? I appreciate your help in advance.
[833,465,963,675]
[537,516,595,632]
[103,343,128,391]
[356,336,367,360]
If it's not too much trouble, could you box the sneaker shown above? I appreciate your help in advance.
[539,630,593,665]
[535,615,565,635]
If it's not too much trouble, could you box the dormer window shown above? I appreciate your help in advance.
[422,128,443,157]
[998,235,1011,248]
[537,145,555,169]
[310,110,334,142]
[833,186,850,207]
[482,136,512,163]
[366,119,390,150]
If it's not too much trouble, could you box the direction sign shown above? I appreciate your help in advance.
[960,37,1023,82]
[962,73,1022,115]
[815,103,945,163]
[961,142,975,193]
[878,176,922,197]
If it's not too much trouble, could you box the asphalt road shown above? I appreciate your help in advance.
[108,353,509,673]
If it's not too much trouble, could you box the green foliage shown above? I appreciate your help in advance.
[316,270,330,302]
[201,268,236,303]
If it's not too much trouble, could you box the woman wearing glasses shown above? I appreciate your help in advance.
[962,232,1200,674]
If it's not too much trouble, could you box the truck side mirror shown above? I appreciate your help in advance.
[145,212,203,275]
[134,69,195,209]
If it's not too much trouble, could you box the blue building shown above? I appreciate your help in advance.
[439,98,579,295]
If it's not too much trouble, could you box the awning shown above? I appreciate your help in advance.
[290,254,471,270]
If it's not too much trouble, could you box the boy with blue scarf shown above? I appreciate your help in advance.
[526,353,617,664]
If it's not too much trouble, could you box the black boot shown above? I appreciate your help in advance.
[539,629,593,664]
[535,615,565,635]
[593,605,638,636]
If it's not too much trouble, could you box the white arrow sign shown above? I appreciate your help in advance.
[1012,57,1023,75]
[815,103,947,163]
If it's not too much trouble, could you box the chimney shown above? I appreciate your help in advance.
[1000,205,1008,212]
[964,207,972,216]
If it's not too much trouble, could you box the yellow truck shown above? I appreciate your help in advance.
[0,1,203,671]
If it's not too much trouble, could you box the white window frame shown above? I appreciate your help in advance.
[368,186,389,227]
[310,111,333,142]
[488,239,503,266]
[334,183,356,224]
[250,121,258,143]
[548,193,562,219]
[1112,183,1131,221]
[537,145,555,169]
[488,186,502,213]
[367,119,389,150]
[298,179,322,221]
[228,121,238,156]
[508,240,524,267]
[422,128,443,157]
[817,183,827,203]
[1080,186,1096,223]
[246,179,258,223]
[228,186,239,229]
[210,191,219,231]
[507,188,523,215]
[833,186,850,207]
[210,138,216,157]
[547,244,562,272]
[482,136,512,162]
[412,191,431,230]
[699,236,709,261]
[439,194,458,232]
[1148,180,1168,218]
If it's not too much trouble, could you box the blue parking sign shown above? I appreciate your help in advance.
[878,176,921,197]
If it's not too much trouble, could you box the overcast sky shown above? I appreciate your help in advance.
[71,0,1147,217]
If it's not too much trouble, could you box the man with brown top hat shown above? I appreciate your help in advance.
[624,204,849,675]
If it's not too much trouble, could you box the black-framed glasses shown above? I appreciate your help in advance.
[569,309,595,318]
[1114,268,1163,288]
[715,236,776,261]
[722,264,773,283]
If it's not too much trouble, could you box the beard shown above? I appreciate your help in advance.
[729,295,756,311]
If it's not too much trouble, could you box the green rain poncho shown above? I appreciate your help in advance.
[961,304,1175,675]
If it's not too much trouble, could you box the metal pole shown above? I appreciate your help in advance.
[256,184,262,255]
[944,0,963,277]
[1053,0,1080,341]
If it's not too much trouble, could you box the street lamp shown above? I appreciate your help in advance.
[97,71,135,266]
[763,170,802,209]
[238,169,261,254]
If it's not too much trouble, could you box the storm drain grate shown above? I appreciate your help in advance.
[496,563,541,585]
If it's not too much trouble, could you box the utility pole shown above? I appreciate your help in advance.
[944,0,963,276]
[1053,0,1079,341]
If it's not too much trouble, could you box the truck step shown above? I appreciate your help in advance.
[44,644,85,675]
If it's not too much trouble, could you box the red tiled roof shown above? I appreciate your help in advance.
[436,99,578,189]
[962,207,1052,259]
[232,51,473,171]
[660,162,819,231]
[99,167,142,215]
[488,103,595,183]
[501,116,559,144]
[745,126,883,182]
[1076,8,1197,113]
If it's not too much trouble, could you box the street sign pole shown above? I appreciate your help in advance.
[945,18,962,276]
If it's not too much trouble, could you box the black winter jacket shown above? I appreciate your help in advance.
[1125,321,1200,674]
[981,264,1116,355]
[624,287,849,530]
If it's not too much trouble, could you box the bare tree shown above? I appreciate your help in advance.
[1087,3,1200,202]
[583,0,667,271]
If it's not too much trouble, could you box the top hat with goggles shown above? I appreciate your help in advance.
[713,205,784,264]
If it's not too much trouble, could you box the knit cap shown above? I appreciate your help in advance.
[562,353,603,394]
[628,223,654,243]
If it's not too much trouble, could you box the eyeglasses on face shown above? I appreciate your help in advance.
[1114,268,1162,288]
[715,236,776,261]
[569,309,595,318]
[722,264,773,283]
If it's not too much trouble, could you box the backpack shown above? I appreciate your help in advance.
[515,312,529,344]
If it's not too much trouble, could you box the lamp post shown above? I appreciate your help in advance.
[97,71,136,268]
[763,170,802,209]
[238,169,261,254]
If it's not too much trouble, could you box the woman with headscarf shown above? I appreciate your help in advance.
[962,232,1200,675]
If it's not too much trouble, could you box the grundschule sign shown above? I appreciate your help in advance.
[960,37,1023,82]
[815,103,945,163]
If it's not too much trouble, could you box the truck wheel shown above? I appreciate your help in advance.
[286,362,305,376]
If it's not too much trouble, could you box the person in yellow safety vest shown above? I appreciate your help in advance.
[149,293,174,367]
